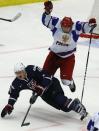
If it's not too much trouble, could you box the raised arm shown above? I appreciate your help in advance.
[75,18,97,34]
[42,1,59,31]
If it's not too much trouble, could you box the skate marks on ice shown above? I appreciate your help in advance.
[19,107,86,131]
[0,40,98,56]
[0,74,99,79]
[0,44,4,46]
[0,45,48,55]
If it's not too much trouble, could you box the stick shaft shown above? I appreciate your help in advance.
[81,34,92,103]
[21,104,32,126]
[0,18,11,22]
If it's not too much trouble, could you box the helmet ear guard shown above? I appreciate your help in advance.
[14,63,25,73]
[61,17,74,28]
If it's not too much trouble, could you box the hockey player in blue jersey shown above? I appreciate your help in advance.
[42,1,97,93]
[1,63,88,120]
[87,112,99,131]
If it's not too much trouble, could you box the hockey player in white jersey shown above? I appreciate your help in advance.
[42,1,97,92]
[87,112,99,131]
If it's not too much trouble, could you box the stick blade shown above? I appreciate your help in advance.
[21,122,30,127]
[11,13,22,22]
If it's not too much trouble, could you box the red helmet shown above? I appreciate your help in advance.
[61,17,74,28]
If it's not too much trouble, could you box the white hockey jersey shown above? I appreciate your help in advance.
[87,112,99,131]
[42,13,92,58]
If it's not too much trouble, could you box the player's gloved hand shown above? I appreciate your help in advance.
[31,81,47,96]
[89,18,97,33]
[29,92,38,104]
[89,18,97,27]
[1,104,14,118]
[34,85,46,96]
[44,1,53,14]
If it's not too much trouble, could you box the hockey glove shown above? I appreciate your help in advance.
[34,85,47,96]
[44,1,53,14]
[89,18,96,26]
[1,104,14,118]
[88,18,97,33]
[31,81,46,96]
[29,92,38,104]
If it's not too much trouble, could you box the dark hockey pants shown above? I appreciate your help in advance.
[41,77,71,112]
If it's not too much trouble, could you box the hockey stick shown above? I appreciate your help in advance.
[81,25,97,103]
[0,13,21,22]
[81,34,92,103]
[21,104,32,127]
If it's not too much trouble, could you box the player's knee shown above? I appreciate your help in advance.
[61,79,73,86]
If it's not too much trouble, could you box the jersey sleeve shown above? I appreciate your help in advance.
[87,119,94,131]
[8,79,21,106]
[72,21,93,42]
[41,69,53,87]
[87,112,99,131]
[31,65,53,88]
[42,12,59,31]
[93,113,99,129]
[75,21,93,34]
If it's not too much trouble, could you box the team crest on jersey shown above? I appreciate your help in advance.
[62,35,69,43]
[56,33,71,46]
[62,34,71,45]
[27,79,37,90]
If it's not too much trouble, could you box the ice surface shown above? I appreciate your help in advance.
[0,0,99,130]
